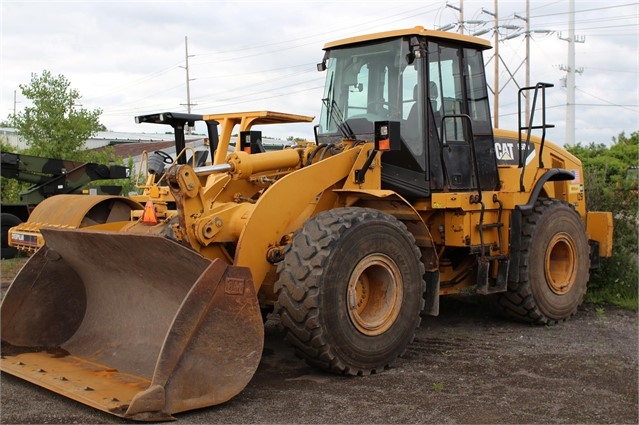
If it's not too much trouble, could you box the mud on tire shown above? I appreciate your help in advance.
[274,207,425,375]
[499,198,590,325]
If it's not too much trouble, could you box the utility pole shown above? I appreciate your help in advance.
[459,0,464,34]
[181,35,196,134]
[525,0,530,115]
[558,0,584,146]
[467,0,552,131]
[480,4,500,127]
[508,1,553,127]
[493,0,499,127]
[13,90,20,119]
[514,0,531,122]
[445,2,463,33]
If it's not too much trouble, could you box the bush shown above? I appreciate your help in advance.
[567,131,638,310]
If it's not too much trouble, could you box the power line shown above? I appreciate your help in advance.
[191,4,441,60]
[195,77,323,110]
[574,103,639,107]
[102,4,636,108]
[585,66,638,74]
[194,62,316,80]
[578,23,639,31]
[88,4,443,116]
[531,2,637,18]
[10,1,632,136]
[576,87,639,113]
[208,85,325,110]
[82,62,183,102]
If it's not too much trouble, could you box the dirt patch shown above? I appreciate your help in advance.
[1,258,637,424]
[0,257,27,291]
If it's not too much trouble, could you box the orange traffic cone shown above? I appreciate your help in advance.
[141,200,158,225]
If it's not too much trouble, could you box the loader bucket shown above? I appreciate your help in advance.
[0,228,264,421]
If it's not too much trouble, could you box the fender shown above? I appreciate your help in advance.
[235,148,361,290]
[520,168,575,212]
[334,188,440,316]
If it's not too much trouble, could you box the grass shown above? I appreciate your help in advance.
[0,257,28,281]
[432,382,444,393]
[585,251,638,311]
[585,282,639,311]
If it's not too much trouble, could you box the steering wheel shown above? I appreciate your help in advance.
[367,100,387,107]
[153,151,174,164]
[367,100,389,115]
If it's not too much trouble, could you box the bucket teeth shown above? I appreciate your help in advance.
[0,228,264,421]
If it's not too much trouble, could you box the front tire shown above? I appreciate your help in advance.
[1,213,22,259]
[275,207,425,375]
[499,199,590,324]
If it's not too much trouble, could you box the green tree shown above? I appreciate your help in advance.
[7,70,103,159]
[567,131,639,309]
[2,71,136,200]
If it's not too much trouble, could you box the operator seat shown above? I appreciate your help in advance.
[402,85,421,148]
[403,81,441,146]
[428,81,441,130]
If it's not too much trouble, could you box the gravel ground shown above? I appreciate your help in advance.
[1,259,637,424]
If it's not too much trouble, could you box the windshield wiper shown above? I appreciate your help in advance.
[321,72,356,140]
[322,98,356,140]
[322,72,335,129]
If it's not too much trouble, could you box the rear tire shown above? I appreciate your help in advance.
[499,198,590,324]
[1,213,22,259]
[275,207,425,375]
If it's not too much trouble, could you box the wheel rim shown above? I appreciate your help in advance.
[347,254,403,336]
[544,233,578,295]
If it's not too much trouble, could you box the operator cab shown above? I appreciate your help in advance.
[316,26,500,199]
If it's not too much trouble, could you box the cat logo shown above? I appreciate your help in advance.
[495,142,515,161]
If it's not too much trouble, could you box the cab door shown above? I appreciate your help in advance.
[427,41,499,192]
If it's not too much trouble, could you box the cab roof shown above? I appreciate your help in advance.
[323,26,492,51]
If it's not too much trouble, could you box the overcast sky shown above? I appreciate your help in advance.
[1,0,637,145]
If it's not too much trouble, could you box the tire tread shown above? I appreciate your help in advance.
[275,208,425,375]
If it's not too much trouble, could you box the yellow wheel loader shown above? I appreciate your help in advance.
[1,26,612,421]
[3,112,208,256]
[0,152,133,258]
[7,111,314,252]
